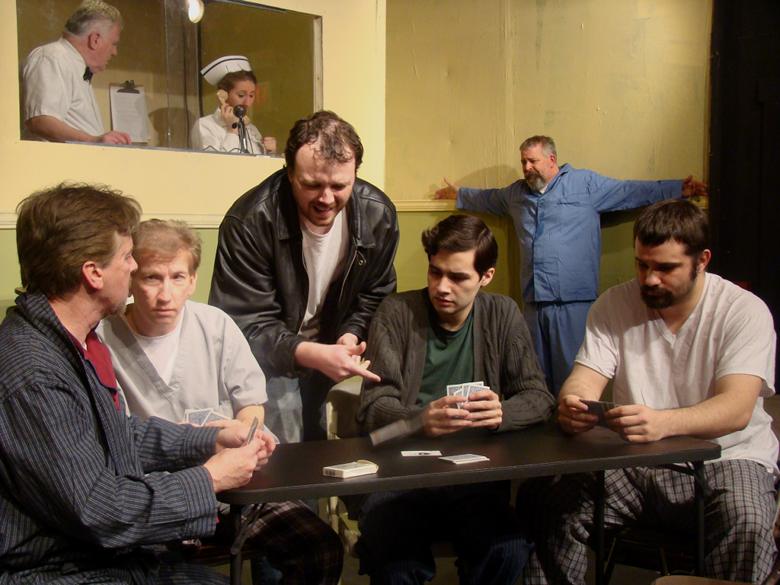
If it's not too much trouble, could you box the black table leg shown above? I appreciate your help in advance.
[693,461,705,575]
[595,470,606,585]
[230,505,244,585]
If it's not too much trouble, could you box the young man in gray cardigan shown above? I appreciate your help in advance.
[356,214,554,585]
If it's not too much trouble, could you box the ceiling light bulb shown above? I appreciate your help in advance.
[187,0,205,23]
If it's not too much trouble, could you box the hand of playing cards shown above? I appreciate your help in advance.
[184,408,230,426]
[421,380,502,437]
[446,380,489,408]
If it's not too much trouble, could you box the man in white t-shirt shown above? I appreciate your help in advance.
[210,111,400,442]
[22,0,131,144]
[520,199,778,584]
[99,219,343,584]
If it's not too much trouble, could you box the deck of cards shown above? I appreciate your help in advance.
[184,408,230,426]
[439,453,490,465]
[446,381,488,408]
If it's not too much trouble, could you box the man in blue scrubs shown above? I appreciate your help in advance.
[435,135,707,395]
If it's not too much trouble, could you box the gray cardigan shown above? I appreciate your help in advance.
[357,289,554,433]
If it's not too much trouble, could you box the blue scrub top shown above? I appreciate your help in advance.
[457,164,681,303]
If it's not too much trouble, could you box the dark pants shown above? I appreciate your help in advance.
[356,481,531,585]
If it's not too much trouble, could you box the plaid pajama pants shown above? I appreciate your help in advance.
[214,499,343,585]
[518,459,777,585]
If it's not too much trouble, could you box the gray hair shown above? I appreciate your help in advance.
[64,0,122,37]
[519,135,557,158]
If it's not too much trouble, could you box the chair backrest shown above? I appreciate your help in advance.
[325,376,363,439]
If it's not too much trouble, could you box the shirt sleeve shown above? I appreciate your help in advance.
[573,291,620,379]
[23,52,71,121]
[716,293,777,396]
[457,184,514,217]
[357,297,424,431]
[585,170,682,213]
[336,205,399,343]
[222,313,269,413]
[209,215,306,378]
[0,381,218,549]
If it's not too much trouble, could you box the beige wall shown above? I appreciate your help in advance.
[1,0,713,313]
[386,0,712,294]
[1,0,386,224]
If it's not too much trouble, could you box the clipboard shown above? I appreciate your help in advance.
[109,80,150,143]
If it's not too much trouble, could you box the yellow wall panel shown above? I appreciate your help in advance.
[0,0,386,221]
[386,0,711,290]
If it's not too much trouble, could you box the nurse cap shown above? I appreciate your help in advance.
[201,55,252,86]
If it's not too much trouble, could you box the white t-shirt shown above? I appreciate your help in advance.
[577,273,778,471]
[299,210,349,339]
[22,37,104,139]
[130,313,183,385]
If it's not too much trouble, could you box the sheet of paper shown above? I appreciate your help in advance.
[109,84,150,143]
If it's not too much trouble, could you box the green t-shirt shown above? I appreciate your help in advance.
[416,304,475,406]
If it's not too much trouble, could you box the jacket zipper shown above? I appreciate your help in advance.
[338,242,365,307]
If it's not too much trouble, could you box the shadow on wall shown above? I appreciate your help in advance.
[419,165,520,199]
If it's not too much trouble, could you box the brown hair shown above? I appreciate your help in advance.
[217,70,257,93]
[421,214,498,276]
[634,199,709,259]
[16,182,141,298]
[133,219,202,272]
[284,110,363,172]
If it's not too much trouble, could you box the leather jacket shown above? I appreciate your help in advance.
[209,168,399,379]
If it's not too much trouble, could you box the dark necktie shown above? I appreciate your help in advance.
[83,67,93,82]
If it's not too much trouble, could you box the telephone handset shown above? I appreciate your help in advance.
[217,89,251,124]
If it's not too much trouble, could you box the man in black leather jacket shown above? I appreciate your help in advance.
[210,111,399,442]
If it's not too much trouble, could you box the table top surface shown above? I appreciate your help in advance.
[219,422,721,504]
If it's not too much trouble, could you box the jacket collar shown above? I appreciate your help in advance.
[14,292,83,370]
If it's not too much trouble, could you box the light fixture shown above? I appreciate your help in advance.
[186,0,205,23]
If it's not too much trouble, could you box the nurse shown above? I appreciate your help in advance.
[191,55,276,155]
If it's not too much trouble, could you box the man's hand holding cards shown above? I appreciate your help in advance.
[459,383,503,430]
[446,381,488,408]
[423,381,502,436]
[558,395,621,435]
[582,400,619,427]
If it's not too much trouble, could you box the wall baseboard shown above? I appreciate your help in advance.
[0,202,456,229]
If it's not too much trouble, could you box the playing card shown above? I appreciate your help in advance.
[446,383,464,396]
[464,383,488,397]
[582,400,618,426]
[203,409,230,424]
[185,408,212,426]
[401,450,442,457]
[447,381,486,408]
